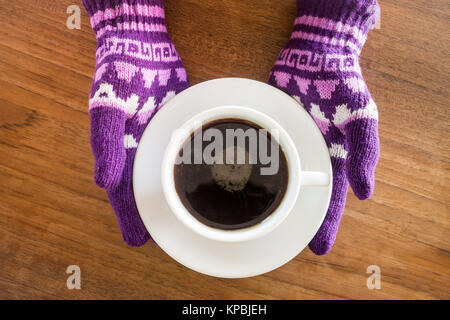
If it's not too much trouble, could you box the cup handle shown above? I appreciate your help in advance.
[300,171,330,186]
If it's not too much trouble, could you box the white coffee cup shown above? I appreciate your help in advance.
[161,106,330,242]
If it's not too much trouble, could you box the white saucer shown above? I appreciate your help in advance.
[133,78,332,278]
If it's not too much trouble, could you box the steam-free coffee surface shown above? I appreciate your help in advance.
[174,119,289,230]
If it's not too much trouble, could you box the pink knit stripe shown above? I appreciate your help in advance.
[136,110,155,125]
[89,100,124,112]
[96,22,167,38]
[295,16,367,46]
[291,31,361,53]
[313,117,332,135]
[90,101,137,119]
[90,4,165,28]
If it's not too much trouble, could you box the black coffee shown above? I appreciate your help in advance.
[174,119,289,230]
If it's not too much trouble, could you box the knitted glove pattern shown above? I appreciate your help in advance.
[269,0,380,255]
[83,0,189,246]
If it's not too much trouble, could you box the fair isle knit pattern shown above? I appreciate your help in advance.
[83,0,189,246]
[269,0,380,255]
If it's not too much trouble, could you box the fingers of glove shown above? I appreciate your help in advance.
[309,157,349,255]
[90,106,127,190]
[345,114,380,200]
[107,156,152,247]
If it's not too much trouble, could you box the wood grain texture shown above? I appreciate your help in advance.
[0,0,449,299]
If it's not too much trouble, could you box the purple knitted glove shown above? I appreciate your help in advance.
[269,0,380,255]
[83,0,189,246]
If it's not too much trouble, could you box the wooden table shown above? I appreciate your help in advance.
[0,0,448,299]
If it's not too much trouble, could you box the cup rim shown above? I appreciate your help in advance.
[161,105,302,242]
